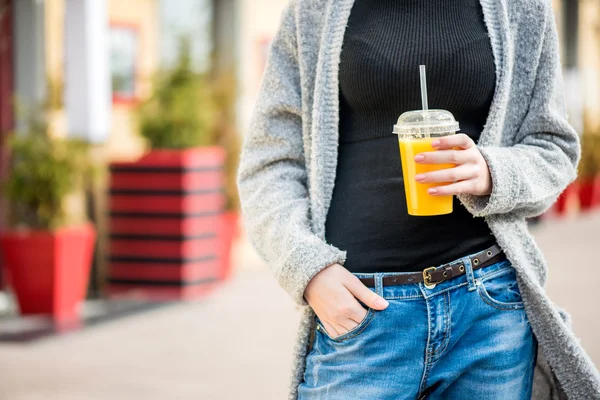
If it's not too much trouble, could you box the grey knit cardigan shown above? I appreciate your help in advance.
[237,0,600,398]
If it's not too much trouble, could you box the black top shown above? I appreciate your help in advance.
[325,0,497,273]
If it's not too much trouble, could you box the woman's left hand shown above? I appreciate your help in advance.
[413,133,492,196]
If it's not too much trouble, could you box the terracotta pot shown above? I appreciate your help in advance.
[108,147,226,299]
[0,224,96,321]
[579,176,600,210]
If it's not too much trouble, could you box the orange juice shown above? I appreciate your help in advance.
[393,108,459,216]
[399,137,454,216]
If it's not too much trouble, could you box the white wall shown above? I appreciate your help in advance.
[65,0,111,143]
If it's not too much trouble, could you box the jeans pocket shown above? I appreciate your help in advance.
[477,264,525,310]
[315,307,375,342]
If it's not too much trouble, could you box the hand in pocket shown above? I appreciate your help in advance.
[304,263,389,338]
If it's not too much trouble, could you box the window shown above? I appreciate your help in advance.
[159,0,212,72]
[110,24,139,102]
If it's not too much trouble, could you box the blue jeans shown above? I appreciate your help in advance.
[298,257,538,400]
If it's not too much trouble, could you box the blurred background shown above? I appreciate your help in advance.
[0,0,599,399]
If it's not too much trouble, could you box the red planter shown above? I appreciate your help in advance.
[108,147,227,300]
[109,259,218,282]
[0,224,96,321]
[110,192,225,214]
[579,176,600,211]
[555,181,580,216]
[110,235,219,258]
[109,213,219,236]
[218,211,240,280]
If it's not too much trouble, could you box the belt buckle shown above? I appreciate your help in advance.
[422,266,445,289]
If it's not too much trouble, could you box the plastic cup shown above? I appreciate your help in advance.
[393,109,459,216]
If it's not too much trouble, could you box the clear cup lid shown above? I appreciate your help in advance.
[393,109,459,136]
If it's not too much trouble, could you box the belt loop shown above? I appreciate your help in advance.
[464,258,477,291]
[375,273,384,297]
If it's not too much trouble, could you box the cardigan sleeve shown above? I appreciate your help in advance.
[458,5,580,218]
[237,2,346,307]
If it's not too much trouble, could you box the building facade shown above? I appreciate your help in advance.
[0,0,598,294]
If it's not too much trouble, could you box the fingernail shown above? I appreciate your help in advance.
[415,174,425,182]
[414,154,424,163]
[431,140,441,148]
[375,297,389,308]
[428,188,438,195]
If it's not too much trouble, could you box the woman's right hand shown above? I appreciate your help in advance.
[303,263,390,338]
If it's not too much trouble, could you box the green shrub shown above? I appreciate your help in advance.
[578,133,600,180]
[211,69,241,211]
[2,110,90,230]
[137,39,215,149]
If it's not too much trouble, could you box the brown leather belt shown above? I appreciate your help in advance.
[358,244,506,288]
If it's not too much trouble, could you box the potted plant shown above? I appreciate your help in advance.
[578,133,600,210]
[108,39,228,299]
[0,110,95,322]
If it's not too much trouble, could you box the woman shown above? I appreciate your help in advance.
[237,0,600,399]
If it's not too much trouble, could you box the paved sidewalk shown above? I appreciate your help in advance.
[0,213,599,400]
